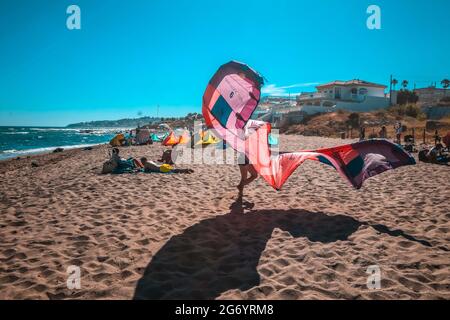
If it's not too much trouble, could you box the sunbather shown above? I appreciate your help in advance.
[419,144,449,164]
[140,157,193,174]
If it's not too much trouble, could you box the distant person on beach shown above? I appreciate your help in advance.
[237,152,258,194]
[394,122,402,144]
[434,130,441,146]
[379,126,387,139]
[359,126,366,141]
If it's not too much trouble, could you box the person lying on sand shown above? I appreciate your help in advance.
[140,157,193,174]
[419,144,449,165]
[237,153,258,194]
[427,144,449,164]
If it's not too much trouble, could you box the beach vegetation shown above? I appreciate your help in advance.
[347,112,360,128]
[388,104,424,119]
[396,89,419,105]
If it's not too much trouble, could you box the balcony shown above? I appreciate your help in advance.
[297,92,330,100]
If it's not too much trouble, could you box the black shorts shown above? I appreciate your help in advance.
[238,153,249,166]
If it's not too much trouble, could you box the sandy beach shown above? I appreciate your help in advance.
[0,135,448,300]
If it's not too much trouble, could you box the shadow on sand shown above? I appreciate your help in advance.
[133,195,431,300]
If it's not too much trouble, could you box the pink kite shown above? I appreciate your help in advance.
[202,61,415,190]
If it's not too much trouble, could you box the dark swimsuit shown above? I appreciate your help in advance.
[238,152,250,166]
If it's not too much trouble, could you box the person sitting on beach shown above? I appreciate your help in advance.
[140,157,193,174]
[110,148,143,170]
[102,148,137,174]
[237,152,258,194]
[158,149,175,165]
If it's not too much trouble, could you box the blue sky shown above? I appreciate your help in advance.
[0,0,449,126]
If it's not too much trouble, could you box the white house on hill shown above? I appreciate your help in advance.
[297,79,394,114]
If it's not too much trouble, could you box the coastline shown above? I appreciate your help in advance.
[0,143,104,162]
[0,126,133,161]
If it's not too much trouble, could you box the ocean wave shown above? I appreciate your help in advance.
[4,131,30,135]
[0,143,102,159]
[27,127,131,133]
[1,149,18,154]
[29,128,80,132]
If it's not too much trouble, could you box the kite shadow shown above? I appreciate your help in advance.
[133,197,431,300]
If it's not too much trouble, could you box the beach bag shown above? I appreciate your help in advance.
[160,164,173,173]
[101,160,117,174]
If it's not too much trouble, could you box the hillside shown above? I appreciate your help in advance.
[66,113,204,130]
[282,107,450,143]
[66,116,161,128]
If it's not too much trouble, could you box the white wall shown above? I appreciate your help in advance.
[335,96,390,112]
[364,86,385,97]
[300,96,391,114]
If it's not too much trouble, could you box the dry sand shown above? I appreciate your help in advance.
[0,135,448,300]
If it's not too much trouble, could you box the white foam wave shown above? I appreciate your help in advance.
[0,143,102,160]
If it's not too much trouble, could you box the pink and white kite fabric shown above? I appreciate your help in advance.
[202,61,415,190]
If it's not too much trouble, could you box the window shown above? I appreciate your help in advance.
[359,88,368,95]
[351,88,358,94]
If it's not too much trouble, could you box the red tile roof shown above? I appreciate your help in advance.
[316,79,386,89]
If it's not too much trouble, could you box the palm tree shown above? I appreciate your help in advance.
[401,80,408,90]
[441,79,449,97]
[391,78,398,91]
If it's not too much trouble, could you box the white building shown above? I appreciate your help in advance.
[414,86,447,105]
[297,79,394,114]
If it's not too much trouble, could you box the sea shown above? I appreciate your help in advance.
[0,126,130,161]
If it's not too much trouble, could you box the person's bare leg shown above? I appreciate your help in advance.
[237,165,248,193]
[244,165,258,185]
